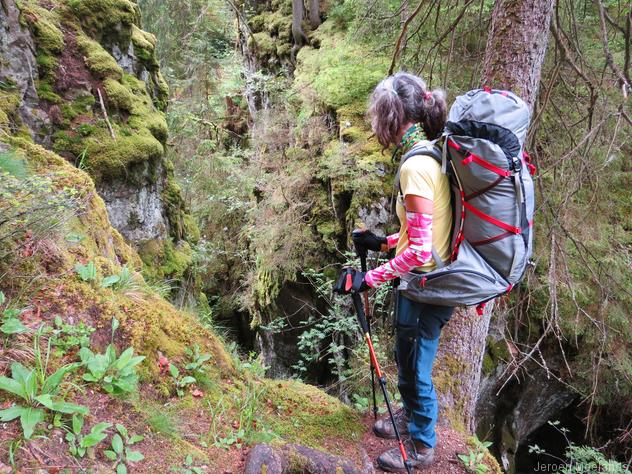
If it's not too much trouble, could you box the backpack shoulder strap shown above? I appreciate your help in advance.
[394,140,442,195]
[393,139,447,269]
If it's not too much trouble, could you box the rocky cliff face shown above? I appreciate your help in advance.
[0,0,195,282]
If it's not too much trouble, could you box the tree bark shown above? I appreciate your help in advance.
[309,0,320,29]
[480,0,556,110]
[434,0,555,433]
[291,0,309,63]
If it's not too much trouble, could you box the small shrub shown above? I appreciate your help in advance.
[104,424,144,474]
[49,315,95,356]
[65,414,111,458]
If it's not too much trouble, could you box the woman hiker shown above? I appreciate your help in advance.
[338,72,454,472]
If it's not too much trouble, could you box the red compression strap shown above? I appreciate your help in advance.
[483,86,491,93]
[463,201,522,234]
[345,273,352,292]
[462,153,512,177]
[447,139,461,151]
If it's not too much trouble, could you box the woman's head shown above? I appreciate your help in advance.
[368,72,447,147]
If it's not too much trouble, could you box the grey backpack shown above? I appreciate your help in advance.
[396,88,536,312]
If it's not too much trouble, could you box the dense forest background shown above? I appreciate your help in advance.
[0,0,630,472]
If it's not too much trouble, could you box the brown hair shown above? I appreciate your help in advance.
[367,72,447,148]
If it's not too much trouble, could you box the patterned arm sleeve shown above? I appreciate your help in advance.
[386,232,399,249]
[365,212,433,288]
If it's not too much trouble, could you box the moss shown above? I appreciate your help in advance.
[35,82,62,104]
[67,0,140,36]
[19,3,64,53]
[131,24,158,67]
[262,380,363,451]
[249,32,277,56]
[76,34,124,79]
[60,94,96,122]
[137,237,193,281]
[0,89,21,127]
[466,437,503,474]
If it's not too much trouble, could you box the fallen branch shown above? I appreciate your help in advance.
[97,88,115,139]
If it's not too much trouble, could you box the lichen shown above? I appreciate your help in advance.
[67,0,140,37]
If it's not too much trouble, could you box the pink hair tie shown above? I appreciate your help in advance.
[424,91,432,100]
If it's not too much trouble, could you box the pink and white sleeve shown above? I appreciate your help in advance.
[365,212,433,287]
[386,232,399,249]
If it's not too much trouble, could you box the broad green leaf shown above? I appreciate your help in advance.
[116,424,128,439]
[169,365,179,378]
[20,407,45,439]
[0,405,25,421]
[104,450,118,461]
[101,274,120,288]
[115,348,134,369]
[81,431,108,447]
[0,375,27,400]
[0,317,28,335]
[128,434,144,444]
[181,376,196,385]
[34,394,54,409]
[75,262,96,282]
[72,414,83,434]
[125,449,144,462]
[111,317,119,334]
[79,347,94,363]
[106,345,117,364]
[112,434,124,454]
[116,463,127,474]
[91,422,112,433]
[126,355,145,368]
[49,400,88,415]
[65,233,85,243]
[42,364,79,394]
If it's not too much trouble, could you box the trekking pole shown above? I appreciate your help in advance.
[351,230,379,420]
[350,290,413,474]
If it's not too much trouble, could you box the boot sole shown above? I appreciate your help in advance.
[377,458,434,473]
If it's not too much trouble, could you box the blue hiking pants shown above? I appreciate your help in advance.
[394,291,454,448]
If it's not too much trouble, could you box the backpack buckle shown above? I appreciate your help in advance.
[511,156,522,172]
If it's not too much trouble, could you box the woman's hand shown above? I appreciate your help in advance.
[352,229,388,254]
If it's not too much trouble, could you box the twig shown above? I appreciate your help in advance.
[97,88,115,139]
[388,0,425,75]
[595,0,630,97]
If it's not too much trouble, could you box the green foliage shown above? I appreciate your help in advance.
[79,322,144,395]
[0,292,29,335]
[65,414,112,458]
[103,424,144,474]
[75,261,97,282]
[101,266,138,291]
[168,364,196,397]
[49,315,95,356]
[0,335,86,439]
[184,344,212,380]
[459,438,492,474]
[0,149,81,260]
[170,453,204,474]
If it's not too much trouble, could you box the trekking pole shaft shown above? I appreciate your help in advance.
[352,293,413,474]
[359,255,379,420]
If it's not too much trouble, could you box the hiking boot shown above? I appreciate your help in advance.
[377,438,435,472]
[373,407,409,439]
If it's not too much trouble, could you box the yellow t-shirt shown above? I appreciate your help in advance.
[396,150,452,272]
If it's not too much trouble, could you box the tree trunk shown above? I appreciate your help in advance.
[480,0,555,110]
[434,0,554,433]
[309,0,320,29]
[291,0,309,63]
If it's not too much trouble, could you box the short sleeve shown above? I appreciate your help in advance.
[399,156,437,201]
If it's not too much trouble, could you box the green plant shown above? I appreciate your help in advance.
[74,261,97,282]
[101,266,138,291]
[169,364,196,397]
[49,315,95,356]
[104,424,144,474]
[0,292,28,335]
[65,414,111,458]
[0,330,86,438]
[458,439,492,474]
[79,344,144,395]
[184,344,211,379]
[170,454,204,474]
